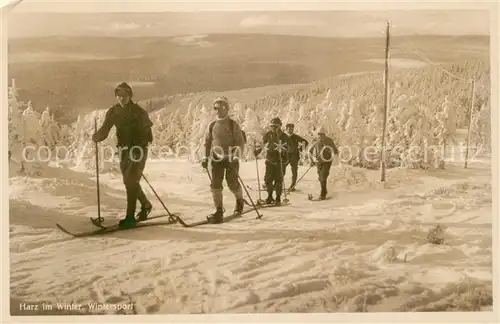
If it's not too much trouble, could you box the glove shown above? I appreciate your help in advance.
[201,158,208,169]
[310,161,316,167]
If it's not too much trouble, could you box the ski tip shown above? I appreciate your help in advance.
[56,223,78,237]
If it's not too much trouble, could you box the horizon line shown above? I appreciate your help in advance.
[7,31,491,40]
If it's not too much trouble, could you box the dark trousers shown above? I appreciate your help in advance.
[317,162,332,197]
[264,160,285,198]
[210,159,242,193]
[119,147,150,217]
[284,154,300,187]
[210,159,243,209]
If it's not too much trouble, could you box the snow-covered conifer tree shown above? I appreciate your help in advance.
[398,104,440,169]
[471,102,491,155]
[241,107,262,159]
[8,81,24,162]
[283,97,299,126]
[22,102,42,148]
[294,104,310,140]
[39,106,61,150]
[343,100,366,166]
[189,104,212,162]
[232,102,245,124]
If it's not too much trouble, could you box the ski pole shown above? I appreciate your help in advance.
[141,174,176,222]
[255,156,262,202]
[94,118,103,224]
[206,168,212,182]
[278,141,289,204]
[254,140,264,205]
[294,164,313,188]
[237,173,263,219]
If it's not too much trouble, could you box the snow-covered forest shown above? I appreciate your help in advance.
[8,60,491,175]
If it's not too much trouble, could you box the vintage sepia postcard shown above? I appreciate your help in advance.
[1,0,498,323]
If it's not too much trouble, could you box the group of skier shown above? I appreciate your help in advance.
[92,83,339,227]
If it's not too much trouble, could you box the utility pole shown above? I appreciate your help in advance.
[380,21,391,182]
[465,78,476,169]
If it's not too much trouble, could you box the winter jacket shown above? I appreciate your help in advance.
[287,133,309,156]
[255,129,291,164]
[94,101,153,148]
[204,116,245,161]
[308,136,338,163]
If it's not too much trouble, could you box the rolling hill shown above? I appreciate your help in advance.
[8,33,489,124]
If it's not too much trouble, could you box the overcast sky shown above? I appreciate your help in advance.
[3,0,493,12]
[4,0,492,39]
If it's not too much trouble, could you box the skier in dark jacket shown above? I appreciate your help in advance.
[92,82,153,228]
[308,126,339,200]
[201,96,246,224]
[254,117,291,205]
[284,123,308,191]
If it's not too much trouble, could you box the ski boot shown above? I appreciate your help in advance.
[275,196,282,206]
[119,215,137,228]
[207,208,224,224]
[319,183,327,200]
[136,201,153,221]
[234,198,245,214]
[264,195,274,205]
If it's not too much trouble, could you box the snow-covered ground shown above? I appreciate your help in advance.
[9,133,493,315]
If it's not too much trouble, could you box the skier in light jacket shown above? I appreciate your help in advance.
[201,96,246,224]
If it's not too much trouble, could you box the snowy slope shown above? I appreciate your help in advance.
[9,131,493,314]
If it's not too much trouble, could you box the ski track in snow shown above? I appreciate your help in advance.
[9,143,493,314]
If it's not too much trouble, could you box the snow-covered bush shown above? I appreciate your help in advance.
[471,101,491,156]
[188,104,212,162]
[241,106,263,159]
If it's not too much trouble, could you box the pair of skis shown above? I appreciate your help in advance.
[56,201,290,237]
[176,200,290,228]
[56,213,179,238]
[251,185,330,202]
